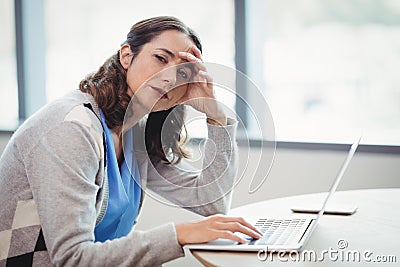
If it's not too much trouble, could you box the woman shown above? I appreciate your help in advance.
[0,16,261,266]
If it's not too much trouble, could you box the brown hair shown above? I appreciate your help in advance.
[79,16,202,164]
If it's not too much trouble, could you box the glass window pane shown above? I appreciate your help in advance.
[246,0,400,145]
[0,0,18,129]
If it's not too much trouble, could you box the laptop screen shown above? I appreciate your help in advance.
[315,136,361,222]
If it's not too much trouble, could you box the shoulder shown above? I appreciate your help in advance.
[64,102,102,139]
[13,90,104,157]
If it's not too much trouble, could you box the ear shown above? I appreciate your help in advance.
[119,44,134,69]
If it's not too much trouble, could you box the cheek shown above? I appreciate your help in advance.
[126,67,141,95]
[127,61,157,93]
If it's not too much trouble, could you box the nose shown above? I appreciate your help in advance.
[160,66,177,89]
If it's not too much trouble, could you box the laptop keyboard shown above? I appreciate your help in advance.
[244,218,308,246]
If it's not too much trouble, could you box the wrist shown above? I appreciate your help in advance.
[175,223,187,246]
[206,115,227,126]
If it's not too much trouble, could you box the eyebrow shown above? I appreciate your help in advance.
[155,48,176,58]
[155,47,190,63]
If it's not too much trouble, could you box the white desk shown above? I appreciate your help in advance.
[190,189,400,266]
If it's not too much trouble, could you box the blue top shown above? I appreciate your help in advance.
[94,110,141,242]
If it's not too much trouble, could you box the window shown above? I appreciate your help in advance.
[0,0,18,129]
[245,0,400,145]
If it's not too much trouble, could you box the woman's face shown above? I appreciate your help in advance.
[120,30,195,112]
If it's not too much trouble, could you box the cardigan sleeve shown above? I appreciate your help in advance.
[23,121,184,267]
[146,118,238,216]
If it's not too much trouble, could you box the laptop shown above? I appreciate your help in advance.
[185,137,361,252]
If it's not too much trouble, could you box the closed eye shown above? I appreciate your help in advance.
[155,55,167,64]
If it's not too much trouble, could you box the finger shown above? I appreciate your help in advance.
[191,44,203,61]
[178,51,202,62]
[189,70,213,86]
[198,70,213,86]
[215,230,247,244]
[178,52,206,72]
[235,217,263,236]
[216,222,262,239]
[214,216,263,236]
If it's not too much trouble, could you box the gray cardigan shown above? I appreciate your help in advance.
[0,90,238,266]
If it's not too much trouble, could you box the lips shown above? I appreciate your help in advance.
[150,86,168,99]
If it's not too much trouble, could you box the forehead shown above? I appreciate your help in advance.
[147,30,194,53]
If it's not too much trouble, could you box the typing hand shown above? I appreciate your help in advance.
[175,214,263,245]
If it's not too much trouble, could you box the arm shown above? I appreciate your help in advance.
[146,117,238,216]
[144,119,263,247]
[24,121,184,267]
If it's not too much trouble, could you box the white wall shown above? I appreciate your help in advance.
[1,132,399,266]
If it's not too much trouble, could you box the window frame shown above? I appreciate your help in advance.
[15,0,46,123]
